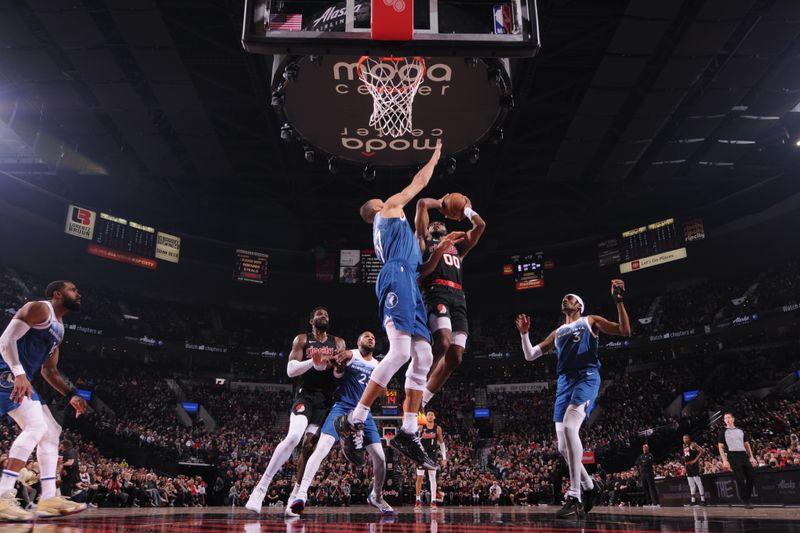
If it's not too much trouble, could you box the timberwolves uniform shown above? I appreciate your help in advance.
[417,424,440,474]
[373,214,430,341]
[552,317,600,423]
[422,235,468,335]
[321,350,381,446]
[0,301,64,414]
[290,334,337,428]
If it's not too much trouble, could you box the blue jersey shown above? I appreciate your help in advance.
[0,302,64,380]
[335,349,378,408]
[554,317,600,375]
[373,214,422,268]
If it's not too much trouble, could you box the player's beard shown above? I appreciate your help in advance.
[360,344,374,355]
[64,297,81,311]
[430,231,445,240]
[313,318,328,332]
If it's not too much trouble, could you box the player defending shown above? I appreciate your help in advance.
[289,332,394,516]
[336,141,443,470]
[515,280,631,518]
[247,307,345,516]
[414,410,446,510]
[0,281,89,521]
[682,434,705,506]
[415,196,486,408]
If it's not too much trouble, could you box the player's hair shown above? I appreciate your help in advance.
[360,199,380,222]
[683,434,691,439]
[309,306,328,320]
[62,440,74,450]
[45,280,71,299]
[425,409,436,417]
[723,411,735,418]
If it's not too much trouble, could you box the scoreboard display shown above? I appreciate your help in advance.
[512,253,544,290]
[339,249,382,284]
[93,213,156,257]
[234,249,269,284]
[597,217,703,273]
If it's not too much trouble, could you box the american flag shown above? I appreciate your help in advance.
[270,13,303,31]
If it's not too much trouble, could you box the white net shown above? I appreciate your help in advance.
[358,56,426,138]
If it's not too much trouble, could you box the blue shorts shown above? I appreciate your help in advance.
[376,260,430,341]
[553,368,600,423]
[321,403,381,447]
[0,372,41,416]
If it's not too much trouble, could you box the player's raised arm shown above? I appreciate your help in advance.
[588,279,631,337]
[382,140,442,217]
[515,314,555,362]
[457,196,486,259]
[415,196,445,250]
[287,334,315,377]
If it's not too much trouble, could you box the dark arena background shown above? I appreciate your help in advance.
[1,0,800,532]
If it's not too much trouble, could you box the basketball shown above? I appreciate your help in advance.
[442,193,468,220]
[417,411,428,426]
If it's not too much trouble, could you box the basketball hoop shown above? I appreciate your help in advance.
[358,56,426,138]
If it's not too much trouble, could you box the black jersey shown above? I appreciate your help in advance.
[419,424,440,456]
[683,444,701,477]
[422,237,463,287]
[296,333,338,397]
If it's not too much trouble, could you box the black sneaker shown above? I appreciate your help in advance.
[389,430,438,470]
[743,502,753,509]
[334,414,366,466]
[700,501,707,507]
[582,479,603,514]
[690,501,698,507]
[556,496,583,519]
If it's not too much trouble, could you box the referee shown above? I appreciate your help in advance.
[717,412,757,508]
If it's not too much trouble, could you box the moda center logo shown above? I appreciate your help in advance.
[332,61,452,154]
[64,204,96,240]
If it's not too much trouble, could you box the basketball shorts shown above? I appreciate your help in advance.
[376,259,430,341]
[553,368,601,423]
[424,285,468,334]
[0,371,42,416]
[321,402,381,446]
[291,388,333,428]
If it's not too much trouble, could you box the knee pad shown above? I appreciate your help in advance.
[371,329,412,388]
[405,337,433,391]
[451,331,468,349]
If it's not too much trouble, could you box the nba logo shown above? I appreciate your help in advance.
[493,4,513,35]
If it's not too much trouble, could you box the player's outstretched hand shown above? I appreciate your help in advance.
[611,279,625,301]
[515,314,531,335]
[429,139,442,165]
[443,231,466,246]
[70,395,88,418]
[10,374,32,403]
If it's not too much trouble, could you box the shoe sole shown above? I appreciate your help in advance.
[245,504,262,514]
[36,505,87,519]
[367,496,394,516]
[388,439,437,470]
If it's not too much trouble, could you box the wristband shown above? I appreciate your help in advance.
[612,285,625,303]
[11,365,25,377]
[463,207,478,220]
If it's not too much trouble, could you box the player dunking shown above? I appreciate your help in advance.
[414,410,446,510]
[516,280,631,518]
[0,281,89,521]
[247,307,345,516]
[289,331,394,516]
[414,196,486,408]
[336,141,442,470]
[682,434,706,506]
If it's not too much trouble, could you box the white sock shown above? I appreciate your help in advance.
[562,406,587,501]
[422,388,434,408]
[402,412,418,434]
[0,470,19,493]
[349,403,370,425]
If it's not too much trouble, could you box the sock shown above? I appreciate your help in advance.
[290,483,300,499]
[700,495,705,502]
[40,477,57,500]
[422,388,434,408]
[349,403,370,425]
[691,496,696,503]
[416,495,421,501]
[0,470,19,494]
[402,412,418,434]
[582,475,594,491]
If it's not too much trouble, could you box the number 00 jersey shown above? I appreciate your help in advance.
[421,236,462,287]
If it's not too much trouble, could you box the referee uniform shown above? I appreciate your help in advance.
[718,426,756,505]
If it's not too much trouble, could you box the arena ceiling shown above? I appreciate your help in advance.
[1,0,800,256]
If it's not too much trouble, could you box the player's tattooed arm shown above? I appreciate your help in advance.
[41,347,88,417]
[383,140,442,216]
[287,334,316,377]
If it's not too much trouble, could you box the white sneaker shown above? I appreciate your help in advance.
[0,490,34,522]
[35,495,88,518]
[284,502,300,517]
[245,486,267,514]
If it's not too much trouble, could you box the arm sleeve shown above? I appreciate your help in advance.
[287,358,315,378]
[0,318,31,376]
[520,333,543,362]
[717,429,726,445]
[439,441,447,461]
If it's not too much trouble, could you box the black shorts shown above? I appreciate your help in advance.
[424,285,468,334]
[290,388,333,428]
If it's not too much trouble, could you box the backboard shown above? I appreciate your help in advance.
[242,0,540,57]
